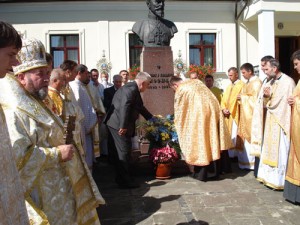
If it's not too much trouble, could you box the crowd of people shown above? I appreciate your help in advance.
[0,20,135,224]
[178,52,300,206]
[1,19,300,224]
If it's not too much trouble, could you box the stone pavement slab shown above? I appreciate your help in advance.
[93,159,300,225]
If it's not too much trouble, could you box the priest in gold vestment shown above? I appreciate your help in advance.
[170,76,233,181]
[236,63,262,170]
[0,21,30,225]
[204,75,222,103]
[221,67,244,158]
[0,38,104,224]
[44,68,65,117]
[252,59,295,190]
[284,50,300,203]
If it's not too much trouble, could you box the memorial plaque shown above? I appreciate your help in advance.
[140,46,174,116]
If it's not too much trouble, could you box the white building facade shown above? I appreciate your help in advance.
[0,0,299,83]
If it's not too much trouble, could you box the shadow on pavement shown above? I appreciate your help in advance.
[93,156,252,224]
[93,158,181,225]
[177,220,209,225]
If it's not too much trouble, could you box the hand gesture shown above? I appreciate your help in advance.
[118,128,128,136]
[263,87,271,98]
[287,96,295,106]
[222,109,230,118]
[58,144,75,162]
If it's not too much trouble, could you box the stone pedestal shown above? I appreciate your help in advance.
[140,46,174,116]
[133,47,175,158]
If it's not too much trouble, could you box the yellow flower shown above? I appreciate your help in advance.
[146,126,155,132]
[164,122,171,127]
[161,133,169,140]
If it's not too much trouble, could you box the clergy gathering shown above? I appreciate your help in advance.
[1,0,300,224]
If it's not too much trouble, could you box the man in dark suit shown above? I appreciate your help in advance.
[103,74,122,111]
[103,75,122,163]
[104,72,153,188]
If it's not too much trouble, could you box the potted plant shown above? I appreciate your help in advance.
[187,64,215,80]
[128,64,140,80]
[149,145,179,179]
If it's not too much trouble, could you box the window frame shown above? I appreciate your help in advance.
[45,29,85,66]
[50,34,80,67]
[128,33,143,68]
[189,33,216,68]
[186,29,222,72]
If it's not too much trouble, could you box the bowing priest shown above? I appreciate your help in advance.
[0,38,104,224]
[169,76,233,181]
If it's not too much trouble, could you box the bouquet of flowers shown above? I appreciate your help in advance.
[139,115,177,147]
[128,64,140,80]
[187,64,215,80]
[138,114,181,163]
[149,145,179,165]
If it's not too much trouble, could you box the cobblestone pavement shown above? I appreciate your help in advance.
[93,158,300,225]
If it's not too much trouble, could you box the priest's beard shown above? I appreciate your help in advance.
[36,88,48,100]
[26,78,48,100]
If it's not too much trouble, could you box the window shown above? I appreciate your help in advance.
[50,34,79,68]
[129,33,143,67]
[189,33,216,67]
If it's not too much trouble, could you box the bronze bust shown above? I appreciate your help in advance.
[132,0,178,47]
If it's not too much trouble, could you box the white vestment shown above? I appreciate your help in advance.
[255,74,295,189]
[69,79,98,169]
[228,121,238,158]
[0,106,30,225]
[0,74,104,224]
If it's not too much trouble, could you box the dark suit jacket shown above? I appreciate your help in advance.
[103,85,117,112]
[105,81,153,137]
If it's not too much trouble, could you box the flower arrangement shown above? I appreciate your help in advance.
[128,64,140,80]
[149,146,179,165]
[138,114,181,164]
[139,115,177,147]
[187,64,215,80]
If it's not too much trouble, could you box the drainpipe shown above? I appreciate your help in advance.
[235,0,248,72]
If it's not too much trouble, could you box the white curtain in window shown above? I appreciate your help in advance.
[66,36,79,47]
[53,50,64,68]
[204,48,213,66]
[68,50,79,63]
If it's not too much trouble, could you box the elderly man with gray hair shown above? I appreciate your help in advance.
[104,72,153,188]
[44,68,65,117]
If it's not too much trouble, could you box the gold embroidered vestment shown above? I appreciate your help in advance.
[174,80,233,166]
[220,80,244,148]
[238,76,262,145]
[0,74,104,225]
[286,81,300,185]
